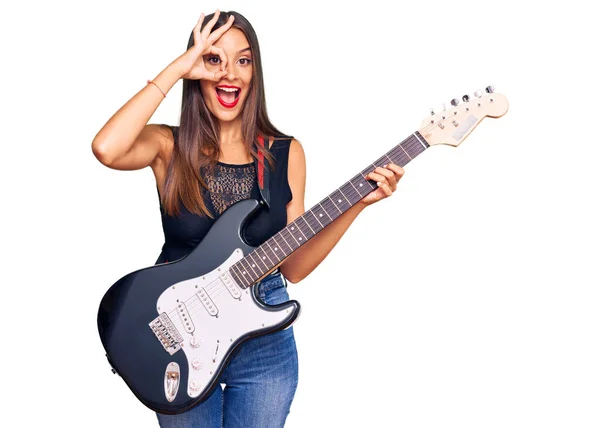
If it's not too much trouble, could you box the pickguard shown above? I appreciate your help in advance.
[152,249,292,399]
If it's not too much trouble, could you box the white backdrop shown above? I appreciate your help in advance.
[3,0,599,427]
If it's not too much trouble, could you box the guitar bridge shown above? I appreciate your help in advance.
[149,313,183,355]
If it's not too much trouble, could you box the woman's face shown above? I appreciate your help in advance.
[200,27,253,123]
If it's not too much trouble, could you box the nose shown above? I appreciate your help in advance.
[223,60,237,81]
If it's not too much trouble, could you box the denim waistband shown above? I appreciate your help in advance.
[257,268,287,293]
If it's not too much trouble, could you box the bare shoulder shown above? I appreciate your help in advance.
[288,138,305,166]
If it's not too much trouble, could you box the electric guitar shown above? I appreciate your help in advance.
[97,87,508,414]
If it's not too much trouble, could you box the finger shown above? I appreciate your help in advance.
[201,10,221,39]
[207,14,235,45]
[375,167,397,189]
[385,163,405,179]
[377,181,393,197]
[208,45,228,71]
[367,172,386,184]
[375,166,396,180]
[194,13,205,31]
[193,13,205,44]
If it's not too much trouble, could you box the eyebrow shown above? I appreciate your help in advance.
[238,47,251,54]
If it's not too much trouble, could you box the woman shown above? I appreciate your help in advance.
[92,10,404,428]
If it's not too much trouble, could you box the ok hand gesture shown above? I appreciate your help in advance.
[175,10,235,81]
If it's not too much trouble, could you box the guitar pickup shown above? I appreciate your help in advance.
[176,301,195,334]
[221,272,241,299]
[197,288,218,317]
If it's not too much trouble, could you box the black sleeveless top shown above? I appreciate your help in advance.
[154,125,293,265]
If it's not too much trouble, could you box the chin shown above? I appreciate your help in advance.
[210,106,244,123]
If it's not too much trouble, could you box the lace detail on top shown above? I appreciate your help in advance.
[202,163,256,215]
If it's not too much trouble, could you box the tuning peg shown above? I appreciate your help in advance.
[474,90,483,98]
[462,94,470,102]
[485,85,495,93]
[450,98,460,107]
[429,108,435,116]
[439,103,447,111]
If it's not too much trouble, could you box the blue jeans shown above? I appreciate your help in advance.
[156,271,299,428]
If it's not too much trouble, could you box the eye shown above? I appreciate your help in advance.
[238,58,252,65]
[207,55,221,64]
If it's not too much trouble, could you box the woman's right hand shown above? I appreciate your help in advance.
[175,10,235,81]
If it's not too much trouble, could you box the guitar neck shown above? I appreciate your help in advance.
[229,131,430,288]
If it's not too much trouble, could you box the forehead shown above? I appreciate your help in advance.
[212,27,251,53]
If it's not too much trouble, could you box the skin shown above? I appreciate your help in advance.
[91,10,405,284]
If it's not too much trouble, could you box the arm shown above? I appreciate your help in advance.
[91,62,182,170]
[278,140,404,284]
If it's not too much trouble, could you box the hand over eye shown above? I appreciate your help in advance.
[176,10,235,82]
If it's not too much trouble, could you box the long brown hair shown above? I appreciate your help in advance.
[161,11,289,218]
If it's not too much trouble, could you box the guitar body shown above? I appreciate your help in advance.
[98,198,301,414]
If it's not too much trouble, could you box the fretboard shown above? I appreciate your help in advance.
[229,131,429,288]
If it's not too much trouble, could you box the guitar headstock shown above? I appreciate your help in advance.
[419,86,508,147]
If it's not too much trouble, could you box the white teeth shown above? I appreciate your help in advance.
[218,87,239,92]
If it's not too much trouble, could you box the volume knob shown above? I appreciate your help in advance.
[190,336,202,348]
[192,358,203,370]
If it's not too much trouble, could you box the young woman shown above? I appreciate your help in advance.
[92,10,404,428]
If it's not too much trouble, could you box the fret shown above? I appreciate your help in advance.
[399,144,412,160]
[393,146,411,166]
[340,181,361,204]
[414,131,428,149]
[287,223,302,247]
[302,210,322,233]
[318,202,333,222]
[240,257,259,279]
[326,196,343,215]
[248,252,264,276]
[265,239,283,263]
[329,189,352,213]
[297,215,316,236]
[351,173,376,198]
[278,228,298,253]
[347,179,361,198]
[257,245,276,266]
[309,209,325,228]
[360,164,376,178]
[252,248,269,271]
[338,185,353,206]
[246,251,261,273]
[290,219,310,241]
[237,262,250,281]
[295,217,313,242]
[229,265,245,287]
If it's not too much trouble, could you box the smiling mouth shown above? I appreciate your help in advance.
[215,86,241,108]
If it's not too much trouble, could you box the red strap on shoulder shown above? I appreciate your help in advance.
[257,135,265,189]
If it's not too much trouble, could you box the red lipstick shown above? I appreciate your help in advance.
[215,85,241,108]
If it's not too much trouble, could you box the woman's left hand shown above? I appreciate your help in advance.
[359,163,405,207]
